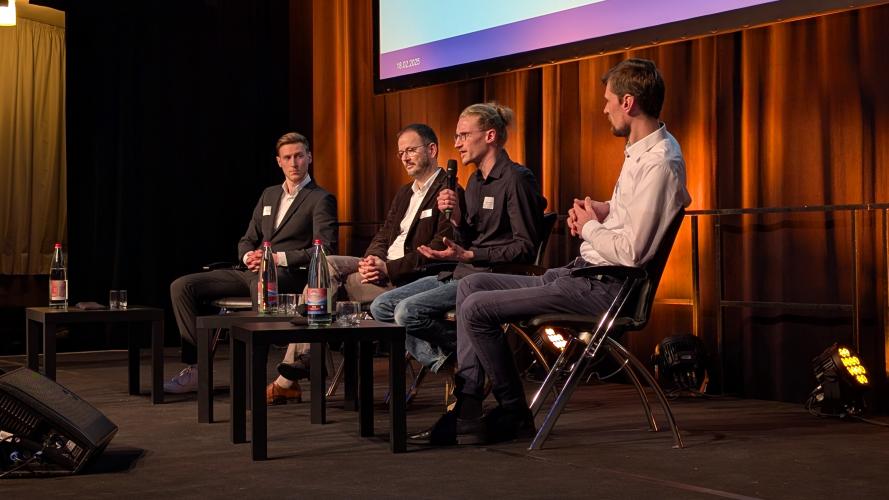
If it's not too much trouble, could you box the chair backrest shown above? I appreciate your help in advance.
[534,212,559,267]
[620,208,685,331]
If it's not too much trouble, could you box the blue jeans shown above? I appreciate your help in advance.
[369,275,457,372]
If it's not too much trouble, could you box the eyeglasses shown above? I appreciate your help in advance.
[453,130,484,143]
[396,144,429,159]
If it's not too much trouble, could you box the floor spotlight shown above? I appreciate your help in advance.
[653,334,709,396]
[806,343,869,417]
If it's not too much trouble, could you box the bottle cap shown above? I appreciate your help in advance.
[262,241,271,247]
[313,239,322,245]
[54,243,62,248]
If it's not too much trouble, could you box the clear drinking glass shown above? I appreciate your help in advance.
[109,290,120,309]
[119,289,128,309]
[336,301,362,326]
[279,293,298,316]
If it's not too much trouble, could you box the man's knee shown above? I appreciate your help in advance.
[459,291,490,325]
[369,294,394,322]
[170,273,197,301]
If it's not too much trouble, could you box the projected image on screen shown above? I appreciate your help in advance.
[378,0,775,80]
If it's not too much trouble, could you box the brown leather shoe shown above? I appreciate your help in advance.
[266,381,302,405]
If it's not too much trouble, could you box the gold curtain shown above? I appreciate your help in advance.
[0,18,66,275]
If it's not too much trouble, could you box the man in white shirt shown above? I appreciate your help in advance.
[268,124,458,404]
[413,58,691,445]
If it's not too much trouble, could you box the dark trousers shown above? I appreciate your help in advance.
[455,266,622,410]
[170,268,303,364]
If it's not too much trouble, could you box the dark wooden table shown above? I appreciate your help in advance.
[229,319,406,460]
[195,311,296,423]
[25,306,165,403]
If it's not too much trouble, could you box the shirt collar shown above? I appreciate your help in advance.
[477,149,511,182]
[412,168,440,195]
[282,174,312,197]
[625,123,667,161]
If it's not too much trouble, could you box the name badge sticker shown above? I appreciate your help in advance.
[262,206,272,216]
[420,209,433,219]
[482,196,495,210]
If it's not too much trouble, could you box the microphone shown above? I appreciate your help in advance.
[445,159,457,218]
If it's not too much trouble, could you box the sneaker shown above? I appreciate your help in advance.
[164,365,198,394]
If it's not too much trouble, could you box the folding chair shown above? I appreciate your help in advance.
[525,209,686,450]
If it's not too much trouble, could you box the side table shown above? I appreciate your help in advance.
[25,306,165,404]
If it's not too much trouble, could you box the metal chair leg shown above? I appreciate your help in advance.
[605,342,658,432]
[607,338,684,448]
[325,347,340,398]
[529,337,578,415]
[529,350,594,450]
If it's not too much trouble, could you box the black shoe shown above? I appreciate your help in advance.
[482,406,536,444]
[407,410,488,446]
[277,354,326,382]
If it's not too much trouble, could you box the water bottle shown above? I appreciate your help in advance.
[49,243,68,309]
[306,239,332,326]
[257,241,278,315]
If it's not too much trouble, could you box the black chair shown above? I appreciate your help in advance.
[524,209,686,450]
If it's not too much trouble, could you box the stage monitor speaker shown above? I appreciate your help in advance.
[0,368,118,477]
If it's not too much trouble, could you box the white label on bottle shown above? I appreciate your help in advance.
[305,287,327,315]
[50,280,67,300]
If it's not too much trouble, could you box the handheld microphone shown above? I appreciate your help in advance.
[445,159,457,218]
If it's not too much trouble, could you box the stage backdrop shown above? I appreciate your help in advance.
[306,1,889,404]
[62,1,889,405]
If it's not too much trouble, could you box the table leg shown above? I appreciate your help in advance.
[310,341,327,424]
[389,335,406,453]
[43,322,57,380]
[250,342,269,461]
[358,340,374,438]
[230,337,247,444]
[197,327,213,423]
[26,318,40,372]
[343,340,358,411]
[151,319,164,404]
[127,324,140,395]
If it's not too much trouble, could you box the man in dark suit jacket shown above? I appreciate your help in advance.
[268,123,457,404]
[166,132,337,394]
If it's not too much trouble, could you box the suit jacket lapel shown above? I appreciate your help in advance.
[405,168,445,242]
[272,181,314,239]
[263,188,283,242]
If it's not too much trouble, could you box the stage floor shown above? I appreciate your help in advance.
[1,349,887,499]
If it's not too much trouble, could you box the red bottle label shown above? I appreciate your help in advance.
[50,280,67,300]
[305,287,327,314]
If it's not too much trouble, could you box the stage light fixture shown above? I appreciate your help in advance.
[652,334,709,395]
[807,343,870,417]
[543,327,568,351]
[0,0,15,27]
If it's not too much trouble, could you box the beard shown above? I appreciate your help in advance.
[610,123,630,138]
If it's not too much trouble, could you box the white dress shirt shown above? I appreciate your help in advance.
[387,168,440,261]
[580,124,691,267]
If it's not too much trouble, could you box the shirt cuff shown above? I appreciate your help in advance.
[580,219,603,243]
[276,251,288,267]
[242,252,251,266]
[471,246,489,262]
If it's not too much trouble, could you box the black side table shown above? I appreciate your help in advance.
[195,311,304,423]
[25,306,165,403]
[230,320,406,460]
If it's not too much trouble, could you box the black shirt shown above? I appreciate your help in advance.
[452,150,545,279]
